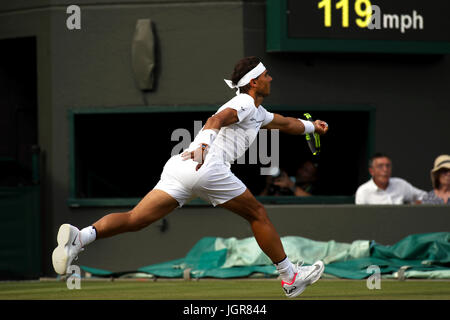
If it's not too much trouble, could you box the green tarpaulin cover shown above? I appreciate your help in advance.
[81,232,450,280]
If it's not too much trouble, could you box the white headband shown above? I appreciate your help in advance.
[224,62,266,95]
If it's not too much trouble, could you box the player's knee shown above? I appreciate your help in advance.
[252,204,270,223]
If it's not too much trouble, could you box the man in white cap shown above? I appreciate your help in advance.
[52,56,329,298]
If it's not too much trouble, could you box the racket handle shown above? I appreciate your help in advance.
[303,113,319,155]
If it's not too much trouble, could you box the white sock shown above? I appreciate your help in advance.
[274,256,295,283]
[79,226,97,247]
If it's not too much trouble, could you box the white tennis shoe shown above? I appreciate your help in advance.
[281,260,325,298]
[52,224,84,275]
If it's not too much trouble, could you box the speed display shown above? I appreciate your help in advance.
[266,0,450,53]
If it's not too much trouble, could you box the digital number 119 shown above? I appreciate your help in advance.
[318,0,372,28]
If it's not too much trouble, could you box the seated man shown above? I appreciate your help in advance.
[355,153,426,204]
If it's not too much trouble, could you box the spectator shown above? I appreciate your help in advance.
[293,160,319,196]
[422,154,450,204]
[260,167,295,196]
[259,160,319,196]
[355,153,426,204]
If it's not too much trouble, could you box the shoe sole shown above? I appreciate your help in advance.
[52,224,74,275]
[285,283,308,298]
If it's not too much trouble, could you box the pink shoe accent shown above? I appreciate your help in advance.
[281,272,298,286]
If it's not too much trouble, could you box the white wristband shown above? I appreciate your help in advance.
[194,129,218,146]
[298,119,315,135]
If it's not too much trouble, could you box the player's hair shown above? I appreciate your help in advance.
[230,56,261,94]
[369,152,391,168]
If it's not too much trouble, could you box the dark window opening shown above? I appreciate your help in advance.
[72,109,372,202]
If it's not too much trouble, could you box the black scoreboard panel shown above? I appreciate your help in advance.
[267,0,450,53]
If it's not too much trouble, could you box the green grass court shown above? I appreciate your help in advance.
[1,279,449,300]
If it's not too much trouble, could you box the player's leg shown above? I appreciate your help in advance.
[52,189,179,275]
[92,189,179,238]
[218,188,286,264]
[219,188,324,298]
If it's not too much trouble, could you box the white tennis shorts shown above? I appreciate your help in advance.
[153,154,247,207]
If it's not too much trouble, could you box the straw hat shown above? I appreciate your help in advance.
[431,154,450,189]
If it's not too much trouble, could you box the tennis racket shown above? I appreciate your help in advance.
[303,113,321,155]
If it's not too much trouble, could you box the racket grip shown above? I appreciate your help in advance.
[305,133,317,155]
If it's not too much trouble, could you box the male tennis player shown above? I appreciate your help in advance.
[52,56,329,298]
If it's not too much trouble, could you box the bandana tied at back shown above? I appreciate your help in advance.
[224,62,266,95]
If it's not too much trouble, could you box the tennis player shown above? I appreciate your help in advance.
[52,56,329,298]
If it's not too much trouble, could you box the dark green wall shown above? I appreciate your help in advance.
[0,187,41,279]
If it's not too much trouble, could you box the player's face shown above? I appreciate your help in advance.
[254,70,272,97]
[369,157,392,187]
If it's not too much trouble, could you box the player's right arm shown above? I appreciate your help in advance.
[181,108,239,170]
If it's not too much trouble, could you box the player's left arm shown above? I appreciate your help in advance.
[262,113,329,135]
